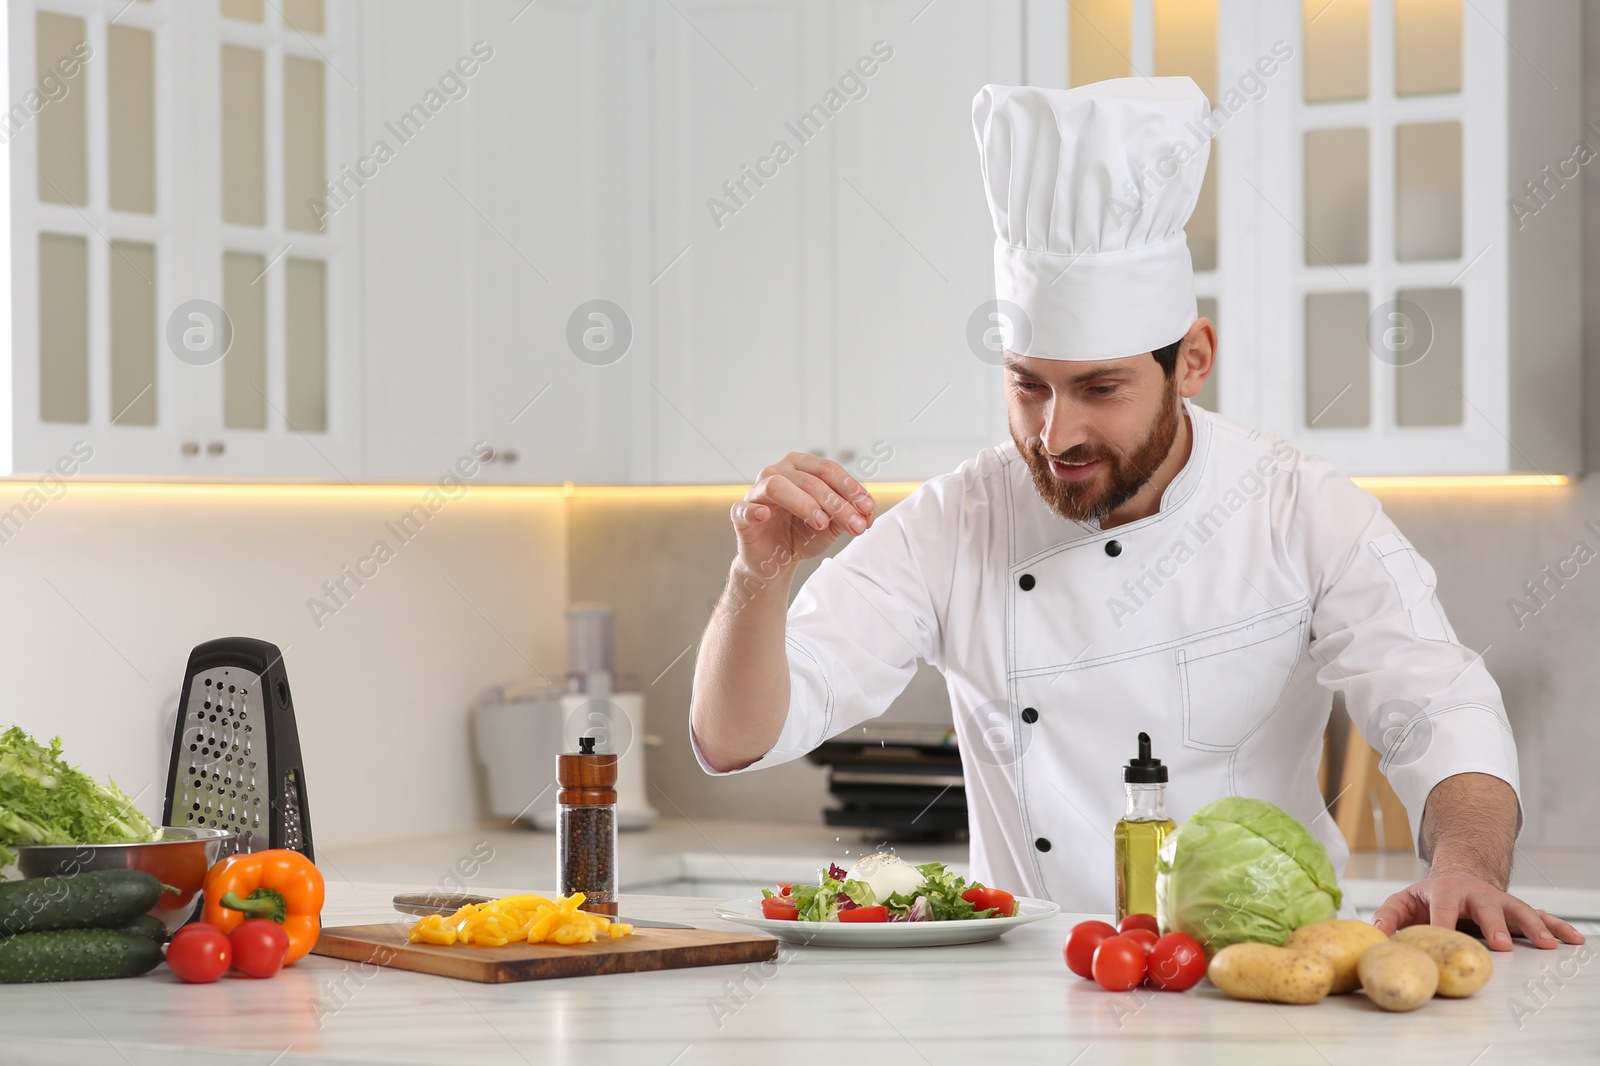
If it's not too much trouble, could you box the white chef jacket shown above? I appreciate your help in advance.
[693,401,1522,911]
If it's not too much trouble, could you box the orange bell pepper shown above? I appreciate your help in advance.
[202,849,325,964]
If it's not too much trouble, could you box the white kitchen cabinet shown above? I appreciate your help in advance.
[362,0,642,485]
[649,0,1021,485]
[7,0,363,479]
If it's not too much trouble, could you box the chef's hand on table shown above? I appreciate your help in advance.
[730,452,877,576]
[1372,873,1585,951]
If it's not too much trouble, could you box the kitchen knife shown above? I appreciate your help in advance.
[391,892,694,930]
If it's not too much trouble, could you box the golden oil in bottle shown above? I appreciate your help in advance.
[1114,732,1172,924]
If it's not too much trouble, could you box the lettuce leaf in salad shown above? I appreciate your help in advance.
[762,860,1009,923]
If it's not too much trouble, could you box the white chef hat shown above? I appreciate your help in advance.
[972,78,1212,362]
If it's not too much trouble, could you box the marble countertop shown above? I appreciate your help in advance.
[0,880,1593,1065]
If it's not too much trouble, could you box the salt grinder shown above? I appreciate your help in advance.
[557,735,618,916]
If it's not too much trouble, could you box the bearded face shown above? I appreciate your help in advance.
[1008,358,1182,525]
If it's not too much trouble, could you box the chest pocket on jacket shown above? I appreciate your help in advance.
[1178,605,1309,752]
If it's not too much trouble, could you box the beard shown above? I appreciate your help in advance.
[1012,374,1181,525]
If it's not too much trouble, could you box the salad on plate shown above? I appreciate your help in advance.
[759,852,1016,923]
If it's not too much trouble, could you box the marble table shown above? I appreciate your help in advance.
[0,881,1592,1065]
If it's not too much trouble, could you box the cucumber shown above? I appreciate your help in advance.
[0,929,163,983]
[0,871,166,936]
[122,914,168,944]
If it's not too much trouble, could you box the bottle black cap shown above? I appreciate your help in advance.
[1124,731,1167,783]
[578,735,597,755]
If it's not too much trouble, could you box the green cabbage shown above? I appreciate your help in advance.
[0,727,157,868]
[1156,796,1342,954]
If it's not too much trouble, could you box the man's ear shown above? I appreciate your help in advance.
[1176,317,1217,400]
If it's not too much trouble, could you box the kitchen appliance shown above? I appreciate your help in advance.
[471,604,658,830]
[312,922,777,983]
[807,723,967,841]
[162,637,314,860]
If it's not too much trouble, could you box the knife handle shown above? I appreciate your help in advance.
[392,892,494,915]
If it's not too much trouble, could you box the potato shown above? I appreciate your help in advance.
[1285,920,1392,994]
[1208,943,1336,1005]
[1393,925,1494,997]
[1358,942,1439,1011]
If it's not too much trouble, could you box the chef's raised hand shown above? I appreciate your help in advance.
[730,453,876,576]
[1371,873,1586,951]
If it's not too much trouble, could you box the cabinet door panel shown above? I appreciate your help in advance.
[828,1,1019,482]
[650,0,834,483]
[466,0,633,484]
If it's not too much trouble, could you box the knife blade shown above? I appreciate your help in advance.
[391,892,694,930]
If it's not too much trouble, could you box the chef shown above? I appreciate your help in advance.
[690,77,1583,950]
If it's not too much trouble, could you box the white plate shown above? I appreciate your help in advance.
[713,896,1060,947]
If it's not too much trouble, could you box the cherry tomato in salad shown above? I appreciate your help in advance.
[1145,932,1206,992]
[1092,935,1147,992]
[1064,920,1119,979]
[228,918,290,979]
[961,886,1016,918]
[1122,928,1159,955]
[774,882,795,897]
[166,923,232,984]
[837,905,889,923]
[761,896,800,921]
[1117,913,1160,936]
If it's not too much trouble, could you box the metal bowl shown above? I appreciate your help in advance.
[14,826,235,934]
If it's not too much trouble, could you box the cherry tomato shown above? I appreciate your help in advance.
[1064,920,1119,979]
[1092,935,1148,992]
[760,896,799,921]
[775,882,795,897]
[961,887,1016,918]
[837,905,890,923]
[166,923,232,984]
[229,918,291,979]
[1146,932,1207,992]
[1118,913,1160,936]
[1122,928,1159,955]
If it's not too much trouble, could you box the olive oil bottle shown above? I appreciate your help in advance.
[1115,732,1175,924]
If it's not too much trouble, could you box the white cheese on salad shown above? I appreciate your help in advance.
[844,853,925,902]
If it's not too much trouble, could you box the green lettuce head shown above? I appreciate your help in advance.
[1156,796,1342,955]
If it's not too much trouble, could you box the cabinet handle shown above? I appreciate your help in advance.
[207,441,225,456]
[181,441,199,457]
[501,449,518,464]
[836,448,857,464]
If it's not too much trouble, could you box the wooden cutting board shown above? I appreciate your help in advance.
[311,923,779,983]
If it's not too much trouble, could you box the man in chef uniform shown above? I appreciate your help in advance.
[690,77,1582,949]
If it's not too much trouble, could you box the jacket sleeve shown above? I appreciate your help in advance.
[691,480,950,776]
[1293,461,1522,850]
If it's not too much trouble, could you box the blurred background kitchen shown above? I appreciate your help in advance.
[0,0,1597,902]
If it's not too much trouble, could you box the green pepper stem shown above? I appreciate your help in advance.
[219,888,284,921]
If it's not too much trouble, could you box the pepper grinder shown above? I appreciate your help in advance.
[557,735,618,916]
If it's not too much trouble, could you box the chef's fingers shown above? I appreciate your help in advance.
[1428,892,1462,936]
[1462,893,1514,951]
[1371,890,1420,934]
[782,452,875,515]
[747,474,833,532]
[786,470,869,535]
[729,500,770,528]
[1497,897,1562,949]
[1537,910,1588,946]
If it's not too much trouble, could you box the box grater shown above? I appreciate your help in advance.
[162,637,314,861]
